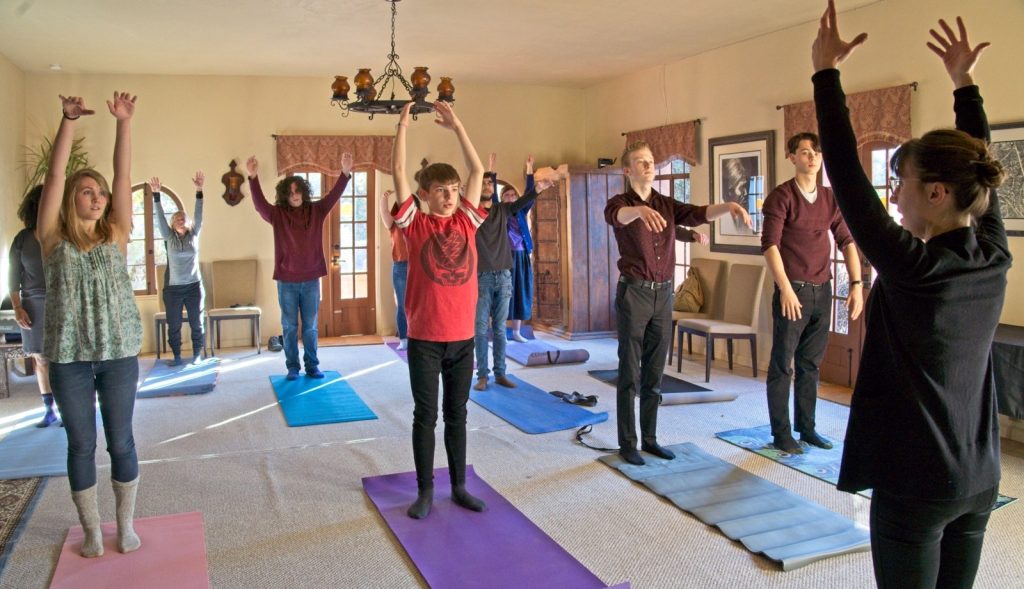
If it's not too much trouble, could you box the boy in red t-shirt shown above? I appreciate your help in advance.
[392,101,488,519]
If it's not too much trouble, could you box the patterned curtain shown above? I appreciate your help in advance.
[624,120,699,166]
[275,135,394,176]
[783,83,912,148]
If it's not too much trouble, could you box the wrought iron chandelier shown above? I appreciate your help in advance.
[331,0,454,118]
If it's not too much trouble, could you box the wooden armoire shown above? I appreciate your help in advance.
[532,166,625,340]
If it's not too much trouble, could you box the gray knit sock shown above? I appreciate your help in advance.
[70,485,104,557]
[112,477,141,553]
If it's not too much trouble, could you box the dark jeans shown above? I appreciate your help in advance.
[49,356,139,492]
[407,338,474,491]
[766,280,831,438]
[393,261,409,339]
[870,486,997,589]
[163,280,205,357]
[474,270,512,380]
[277,279,321,373]
[614,281,672,449]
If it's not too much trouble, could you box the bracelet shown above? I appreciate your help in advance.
[850,280,863,286]
[62,112,80,120]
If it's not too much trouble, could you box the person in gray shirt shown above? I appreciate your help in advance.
[149,173,205,365]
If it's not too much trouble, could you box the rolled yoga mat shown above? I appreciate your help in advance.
[269,371,377,427]
[587,369,738,404]
[50,511,210,589]
[137,358,220,398]
[598,442,870,571]
[506,339,589,367]
[716,424,1018,511]
[470,374,607,434]
[363,466,629,589]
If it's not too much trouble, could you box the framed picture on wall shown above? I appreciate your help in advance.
[991,122,1024,236]
[708,130,775,254]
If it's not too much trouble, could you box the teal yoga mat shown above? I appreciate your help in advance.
[715,424,1017,511]
[599,442,871,571]
[470,374,607,434]
[269,371,377,427]
[138,358,220,398]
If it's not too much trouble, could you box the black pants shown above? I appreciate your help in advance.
[766,280,831,438]
[164,280,205,357]
[614,281,672,449]
[870,486,997,589]
[407,338,474,491]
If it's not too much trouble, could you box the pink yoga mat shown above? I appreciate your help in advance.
[363,466,628,589]
[50,511,210,589]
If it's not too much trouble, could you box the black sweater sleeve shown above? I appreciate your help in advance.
[813,69,927,280]
[952,86,1009,255]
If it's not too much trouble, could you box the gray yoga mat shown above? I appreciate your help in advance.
[598,442,870,571]
[587,369,737,405]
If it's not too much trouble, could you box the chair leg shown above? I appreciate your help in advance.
[256,318,262,354]
[687,333,692,354]
[154,319,161,360]
[750,336,758,378]
[705,335,713,382]
[727,339,734,370]
[669,320,676,360]
[676,328,683,372]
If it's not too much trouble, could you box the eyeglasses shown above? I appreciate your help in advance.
[887,176,903,192]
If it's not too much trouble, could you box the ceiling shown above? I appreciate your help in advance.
[0,0,881,87]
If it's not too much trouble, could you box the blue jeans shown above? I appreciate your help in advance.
[163,279,205,357]
[393,261,409,339]
[277,279,321,373]
[474,269,512,380]
[49,356,139,492]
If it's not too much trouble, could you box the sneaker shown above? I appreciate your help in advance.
[397,338,408,351]
[473,377,488,391]
[773,435,803,455]
[800,430,834,449]
[306,368,325,379]
[494,375,517,388]
[286,369,300,381]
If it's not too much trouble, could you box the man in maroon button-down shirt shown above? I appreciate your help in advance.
[605,141,750,465]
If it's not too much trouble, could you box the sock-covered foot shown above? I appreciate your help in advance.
[397,338,409,351]
[641,443,676,460]
[166,356,182,367]
[190,354,203,365]
[306,368,325,379]
[452,485,487,512]
[773,435,803,455]
[800,430,833,450]
[494,375,517,388]
[70,486,104,558]
[407,489,434,519]
[286,369,300,381]
[511,331,528,343]
[112,477,141,553]
[36,410,59,428]
[473,377,488,391]
[619,447,645,465]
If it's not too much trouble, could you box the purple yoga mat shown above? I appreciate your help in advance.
[363,466,628,589]
[386,341,409,363]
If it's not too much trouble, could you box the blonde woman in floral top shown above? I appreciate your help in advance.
[36,91,144,558]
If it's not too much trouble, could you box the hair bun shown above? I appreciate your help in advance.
[972,154,1005,190]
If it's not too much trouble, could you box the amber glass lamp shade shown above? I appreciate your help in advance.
[331,76,350,100]
[411,67,431,89]
[437,77,455,101]
[354,68,374,89]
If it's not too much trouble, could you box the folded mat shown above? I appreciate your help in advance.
[716,424,1017,511]
[269,371,377,427]
[598,442,870,571]
[50,511,210,589]
[137,358,220,398]
[363,466,628,589]
[470,374,607,434]
[507,339,589,366]
[587,369,737,404]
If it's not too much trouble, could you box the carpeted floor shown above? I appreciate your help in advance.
[0,336,1022,588]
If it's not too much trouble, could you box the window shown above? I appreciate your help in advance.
[128,184,183,294]
[653,159,694,284]
[337,171,371,299]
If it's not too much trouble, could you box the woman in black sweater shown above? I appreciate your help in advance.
[812,3,1009,588]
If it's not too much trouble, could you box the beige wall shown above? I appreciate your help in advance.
[584,0,1024,368]
[16,73,586,351]
[0,52,25,296]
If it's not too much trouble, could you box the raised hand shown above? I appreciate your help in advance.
[526,155,534,175]
[193,171,205,190]
[246,156,259,177]
[106,91,137,120]
[812,0,868,72]
[433,101,461,131]
[341,152,354,175]
[487,152,497,172]
[148,177,162,192]
[927,17,989,88]
[59,95,95,119]
[398,101,413,129]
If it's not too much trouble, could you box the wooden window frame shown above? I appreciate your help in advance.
[130,183,183,295]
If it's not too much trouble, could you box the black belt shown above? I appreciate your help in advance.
[619,275,673,290]
[790,279,829,288]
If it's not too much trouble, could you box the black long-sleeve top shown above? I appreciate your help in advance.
[813,69,1011,500]
[475,172,539,273]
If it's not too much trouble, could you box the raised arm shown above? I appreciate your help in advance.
[149,177,172,239]
[392,103,413,205]
[107,91,137,248]
[378,190,396,228]
[487,153,498,205]
[37,96,95,255]
[192,171,204,235]
[246,156,274,223]
[434,101,484,208]
[319,153,353,212]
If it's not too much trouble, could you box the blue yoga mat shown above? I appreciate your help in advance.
[137,359,220,398]
[0,423,69,479]
[269,371,377,427]
[470,374,607,434]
